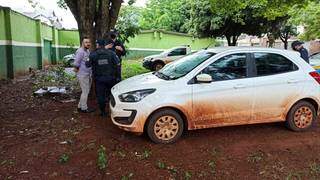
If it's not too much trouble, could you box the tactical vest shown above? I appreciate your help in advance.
[93,49,116,77]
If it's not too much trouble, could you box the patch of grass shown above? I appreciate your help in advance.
[184,171,192,180]
[157,161,166,169]
[208,160,216,175]
[247,150,265,163]
[1,160,7,166]
[58,154,69,164]
[122,59,150,79]
[117,150,126,158]
[167,166,178,175]
[141,149,152,159]
[286,171,302,180]
[309,162,320,176]
[97,145,107,170]
[121,173,134,180]
[198,171,208,178]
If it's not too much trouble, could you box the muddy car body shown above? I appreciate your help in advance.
[142,45,192,71]
[111,47,320,143]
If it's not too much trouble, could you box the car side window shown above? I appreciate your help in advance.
[168,48,186,56]
[254,53,298,76]
[201,53,247,81]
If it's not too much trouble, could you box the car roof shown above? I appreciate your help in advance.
[206,46,299,56]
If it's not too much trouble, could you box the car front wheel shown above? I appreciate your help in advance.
[286,101,317,131]
[146,109,184,144]
[153,62,164,71]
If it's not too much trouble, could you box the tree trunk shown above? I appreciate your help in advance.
[226,35,238,46]
[226,35,231,46]
[280,31,289,50]
[65,0,123,46]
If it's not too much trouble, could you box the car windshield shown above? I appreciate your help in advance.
[310,53,320,66]
[160,47,178,55]
[155,50,215,80]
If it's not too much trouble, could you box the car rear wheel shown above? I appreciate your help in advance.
[146,109,184,144]
[286,101,317,131]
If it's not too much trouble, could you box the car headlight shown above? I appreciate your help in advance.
[118,89,156,102]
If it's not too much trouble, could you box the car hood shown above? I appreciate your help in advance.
[144,54,164,60]
[112,72,168,94]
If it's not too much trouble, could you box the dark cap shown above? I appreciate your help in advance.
[108,29,118,37]
[96,39,106,47]
[291,40,304,49]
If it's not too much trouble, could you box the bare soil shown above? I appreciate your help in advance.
[1,79,320,180]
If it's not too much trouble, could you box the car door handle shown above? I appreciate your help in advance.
[287,79,299,84]
[233,84,246,89]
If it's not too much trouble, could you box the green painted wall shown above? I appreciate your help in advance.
[0,46,8,79]
[58,30,80,46]
[41,24,53,40]
[12,46,40,76]
[0,8,6,40]
[9,10,39,43]
[126,31,215,50]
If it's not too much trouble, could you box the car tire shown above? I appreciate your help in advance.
[146,109,184,144]
[286,101,317,132]
[153,62,164,71]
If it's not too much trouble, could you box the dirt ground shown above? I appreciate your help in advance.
[1,79,320,180]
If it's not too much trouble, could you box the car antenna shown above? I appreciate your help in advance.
[204,43,212,50]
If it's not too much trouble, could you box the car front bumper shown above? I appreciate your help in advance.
[110,93,151,133]
[142,60,154,70]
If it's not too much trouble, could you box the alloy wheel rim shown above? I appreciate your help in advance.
[294,106,313,129]
[154,115,179,141]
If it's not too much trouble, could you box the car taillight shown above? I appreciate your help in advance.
[309,71,320,84]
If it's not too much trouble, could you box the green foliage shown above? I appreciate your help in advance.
[309,162,320,176]
[208,159,216,174]
[121,173,134,180]
[32,64,78,91]
[116,5,141,43]
[188,0,310,45]
[184,171,192,180]
[97,145,107,170]
[289,1,320,40]
[57,0,67,9]
[58,154,69,164]
[121,59,150,79]
[141,149,152,159]
[157,161,166,169]
[139,0,190,33]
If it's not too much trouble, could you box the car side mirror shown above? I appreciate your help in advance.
[196,74,212,83]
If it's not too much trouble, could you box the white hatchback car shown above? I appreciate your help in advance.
[110,47,320,144]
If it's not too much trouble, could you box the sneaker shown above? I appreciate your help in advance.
[79,108,95,113]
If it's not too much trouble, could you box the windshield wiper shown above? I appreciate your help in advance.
[155,71,171,80]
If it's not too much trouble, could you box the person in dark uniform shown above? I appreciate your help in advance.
[105,30,126,80]
[292,40,309,63]
[86,39,121,116]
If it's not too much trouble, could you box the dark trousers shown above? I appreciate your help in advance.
[95,76,116,113]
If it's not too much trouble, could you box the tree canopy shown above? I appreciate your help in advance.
[289,1,320,40]
[139,0,190,33]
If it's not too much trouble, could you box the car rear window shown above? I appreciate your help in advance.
[254,53,298,76]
